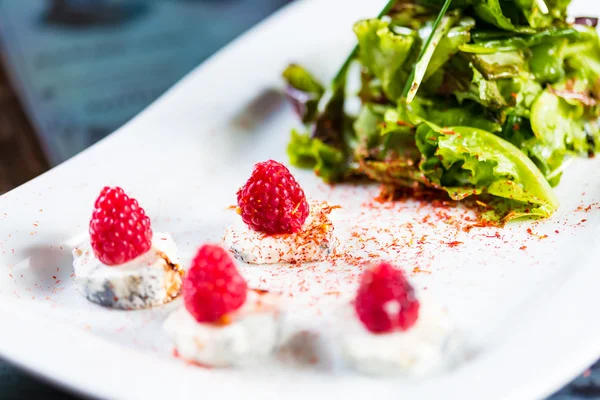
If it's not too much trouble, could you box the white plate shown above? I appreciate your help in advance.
[1,0,599,399]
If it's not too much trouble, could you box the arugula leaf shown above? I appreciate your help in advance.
[354,18,417,101]
[282,64,325,123]
[415,122,559,223]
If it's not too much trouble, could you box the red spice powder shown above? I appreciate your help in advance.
[412,266,432,274]
[172,349,212,369]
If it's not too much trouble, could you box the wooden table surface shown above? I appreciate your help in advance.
[0,56,77,398]
[0,56,49,195]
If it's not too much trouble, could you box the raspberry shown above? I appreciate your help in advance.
[183,244,248,323]
[89,187,153,266]
[237,160,309,235]
[354,262,420,334]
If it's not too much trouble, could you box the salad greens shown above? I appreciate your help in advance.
[283,0,600,225]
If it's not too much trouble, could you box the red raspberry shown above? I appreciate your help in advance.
[183,244,248,323]
[354,262,420,334]
[89,186,152,266]
[237,160,309,235]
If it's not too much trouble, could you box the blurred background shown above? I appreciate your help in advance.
[0,0,599,399]
[0,0,291,194]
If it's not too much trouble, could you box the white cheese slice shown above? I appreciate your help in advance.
[164,290,282,367]
[72,232,183,310]
[223,201,337,264]
[338,295,458,376]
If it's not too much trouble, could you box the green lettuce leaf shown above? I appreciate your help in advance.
[473,0,521,32]
[564,27,600,82]
[423,17,474,82]
[436,56,509,109]
[507,77,544,117]
[416,0,477,8]
[415,100,502,132]
[354,18,417,101]
[354,103,387,148]
[515,0,571,29]
[415,122,559,222]
[467,50,527,80]
[459,37,528,54]
[406,10,462,102]
[530,85,599,156]
[287,129,346,182]
[457,68,507,109]
[353,104,426,187]
[499,115,567,186]
[460,28,580,54]
[529,39,567,83]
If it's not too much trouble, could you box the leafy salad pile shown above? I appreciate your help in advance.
[283,0,600,224]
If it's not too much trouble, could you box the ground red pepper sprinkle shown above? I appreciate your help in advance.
[171,348,212,369]
[412,266,432,274]
[224,182,599,309]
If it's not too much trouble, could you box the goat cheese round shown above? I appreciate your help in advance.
[223,201,337,264]
[164,290,282,367]
[338,295,456,376]
[72,232,183,310]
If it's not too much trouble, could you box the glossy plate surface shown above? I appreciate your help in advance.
[0,1,599,399]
